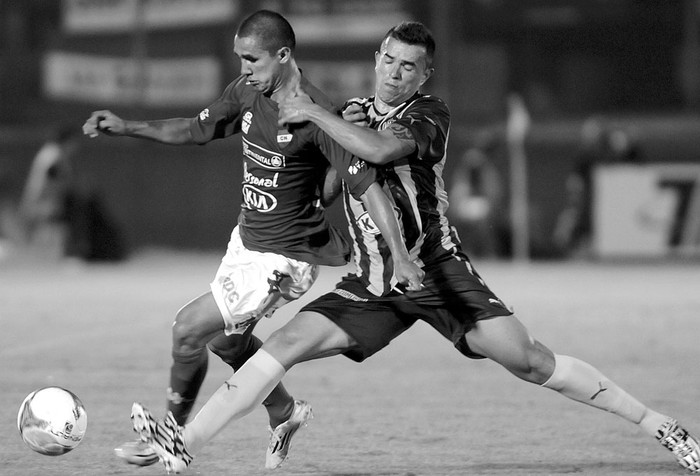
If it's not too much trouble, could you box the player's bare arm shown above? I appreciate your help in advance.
[360,182,424,290]
[82,110,195,145]
[278,94,415,165]
[318,166,342,207]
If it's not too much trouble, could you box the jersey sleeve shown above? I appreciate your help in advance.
[189,77,245,144]
[312,126,377,200]
[396,96,450,164]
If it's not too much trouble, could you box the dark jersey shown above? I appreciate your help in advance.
[189,75,374,266]
[342,93,460,295]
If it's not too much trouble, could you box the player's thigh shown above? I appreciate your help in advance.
[172,291,226,345]
[263,311,356,369]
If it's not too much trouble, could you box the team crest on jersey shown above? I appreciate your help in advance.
[199,108,209,121]
[242,111,253,134]
[276,129,292,147]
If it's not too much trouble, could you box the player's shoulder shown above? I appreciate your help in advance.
[401,94,450,128]
[409,93,449,113]
[220,75,255,101]
[300,75,339,113]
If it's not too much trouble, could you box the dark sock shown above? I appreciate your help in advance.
[167,347,208,425]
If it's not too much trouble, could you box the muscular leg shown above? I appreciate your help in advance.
[171,290,303,428]
[465,315,670,436]
[168,293,222,424]
[182,311,356,454]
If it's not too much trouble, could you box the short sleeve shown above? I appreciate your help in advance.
[189,77,245,144]
[395,96,450,164]
[312,126,377,199]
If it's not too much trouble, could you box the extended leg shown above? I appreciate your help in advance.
[466,315,700,472]
[184,310,354,453]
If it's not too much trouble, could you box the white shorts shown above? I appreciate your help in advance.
[211,226,319,335]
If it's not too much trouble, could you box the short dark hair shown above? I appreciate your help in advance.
[383,21,435,67]
[237,10,296,54]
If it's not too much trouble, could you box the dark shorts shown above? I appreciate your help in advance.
[300,250,513,362]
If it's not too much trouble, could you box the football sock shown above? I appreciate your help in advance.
[541,354,670,436]
[208,334,295,427]
[167,347,209,425]
[183,349,286,454]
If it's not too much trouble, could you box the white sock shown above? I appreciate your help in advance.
[541,354,669,436]
[182,349,286,454]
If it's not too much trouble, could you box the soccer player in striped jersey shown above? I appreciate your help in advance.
[132,21,700,474]
[83,10,422,469]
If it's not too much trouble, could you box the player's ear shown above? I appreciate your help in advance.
[278,46,291,64]
[419,66,434,87]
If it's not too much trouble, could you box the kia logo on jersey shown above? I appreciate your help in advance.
[356,206,402,235]
[356,211,380,234]
[242,184,278,212]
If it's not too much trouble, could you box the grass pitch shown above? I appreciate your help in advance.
[1,249,699,475]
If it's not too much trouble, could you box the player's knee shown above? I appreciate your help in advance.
[513,341,555,384]
[172,308,207,351]
[207,335,258,370]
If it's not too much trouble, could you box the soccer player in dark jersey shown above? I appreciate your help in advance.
[82,10,422,470]
[130,21,700,474]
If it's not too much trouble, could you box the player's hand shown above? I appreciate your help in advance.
[278,85,316,127]
[82,110,126,138]
[394,258,424,292]
[341,103,368,127]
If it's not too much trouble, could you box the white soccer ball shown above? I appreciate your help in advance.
[17,386,88,456]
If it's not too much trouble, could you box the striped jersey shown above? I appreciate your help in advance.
[189,74,376,266]
[342,92,460,296]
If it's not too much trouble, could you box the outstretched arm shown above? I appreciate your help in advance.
[82,110,195,145]
[360,182,424,290]
[278,93,415,165]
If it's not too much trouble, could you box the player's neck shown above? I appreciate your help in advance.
[271,61,301,104]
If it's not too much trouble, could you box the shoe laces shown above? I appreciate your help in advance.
[657,419,700,468]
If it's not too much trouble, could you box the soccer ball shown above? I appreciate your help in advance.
[17,387,88,456]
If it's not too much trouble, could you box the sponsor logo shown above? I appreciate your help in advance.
[242,111,252,134]
[199,108,209,121]
[233,314,258,332]
[242,138,285,169]
[356,211,380,235]
[590,381,608,400]
[243,162,279,188]
[348,159,366,175]
[242,184,278,212]
[166,387,184,405]
[332,288,368,302]
[356,206,401,235]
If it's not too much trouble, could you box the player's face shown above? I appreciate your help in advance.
[233,34,284,95]
[374,36,433,107]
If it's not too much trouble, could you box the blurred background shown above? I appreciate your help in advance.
[1,0,699,262]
